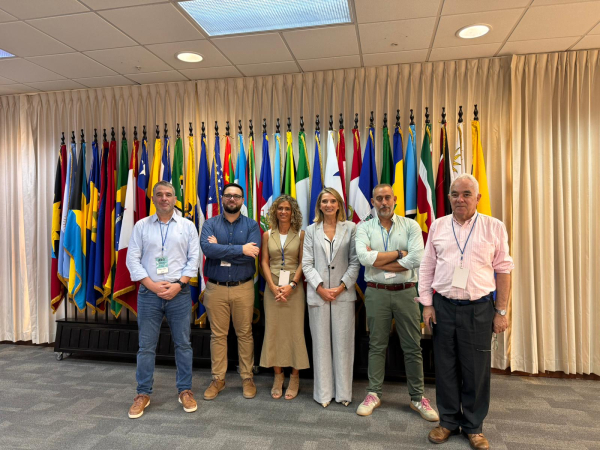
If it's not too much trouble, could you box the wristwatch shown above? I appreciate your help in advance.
[290,281,297,290]
[494,308,507,316]
[175,280,188,289]
[397,250,403,259]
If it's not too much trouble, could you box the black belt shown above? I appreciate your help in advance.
[439,293,493,306]
[367,282,416,291]
[208,277,252,287]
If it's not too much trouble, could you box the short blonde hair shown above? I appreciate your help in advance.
[313,188,347,223]
[268,195,303,233]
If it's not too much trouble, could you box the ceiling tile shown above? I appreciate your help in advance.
[434,9,523,48]
[355,0,441,23]
[146,40,231,69]
[588,22,600,35]
[572,34,600,50]
[99,4,205,45]
[28,13,137,51]
[179,66,242,80]
[499,37,578,55]
[0,0,87,20]
[237,61,299,77]
[0,59,65,82]
[359,17,436,53]
[283,25,359,60]
[84,47,172,74]
[73,75,136,88]
[0,10,17,23]
[363,49,428,66]
[0,84,37,95]
[26,80,86,92]
[125,70,188,84]
[0,22,74,57]
[509,3,600,41]
[26,53,116,79]
[298,55,361,72]
[0,75,17,85]
[212,34,293,65]
[429,43,501,61]
[80,0,164,9]
[442,0,529,15]
[532,0,593,5]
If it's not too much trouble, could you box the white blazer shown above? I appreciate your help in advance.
[302,220,360,307]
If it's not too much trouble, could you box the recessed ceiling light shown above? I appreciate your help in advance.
[457,24,491,39]
[176,52,203,63]
[0,49,15,58]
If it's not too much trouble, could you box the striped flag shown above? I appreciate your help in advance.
[172,136,184,216]
[93,141,109,312]
[392,125,405,216]
[404,124,418,217]
[235,133,248,215]
[84,140,101,311]
[196,132,210,327]
[272,132,281,200]
[282,131,296,197]
[296,130,310,229]
[416,124,436,243]
[258,132,273,231]
[355,127,378,222]
[337,126,347,206]
[471,120,491,215]
[348,128,362,224]
[160,136,171,182]
[137,138,149,221]
[51,145,66,312]
[223,134,235,185]
[452,121,464,181]
[309,130,323,224]
[324,129,343,200]
[435,123,452,217]
[148,136,161,215]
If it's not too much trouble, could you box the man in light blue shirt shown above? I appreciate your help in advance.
[354,184,438,422]
[126,181,199,419]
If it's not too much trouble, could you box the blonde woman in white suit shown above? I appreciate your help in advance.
[302,188,360,408]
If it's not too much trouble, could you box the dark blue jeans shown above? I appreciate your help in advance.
[136,284,192,395]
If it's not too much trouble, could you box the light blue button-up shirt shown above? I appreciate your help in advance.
[126,213,199,283]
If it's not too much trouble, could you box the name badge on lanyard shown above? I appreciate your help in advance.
[380,224,396,279]
[451,215,478,289]
[157,221,171,274]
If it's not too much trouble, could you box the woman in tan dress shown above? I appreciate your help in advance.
[260,195,309,400]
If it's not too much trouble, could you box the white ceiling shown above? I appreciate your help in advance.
[0,0,599,95]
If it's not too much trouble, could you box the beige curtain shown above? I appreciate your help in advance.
[511,51,600,375]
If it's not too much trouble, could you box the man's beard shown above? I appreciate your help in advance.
[224,203,242,214]
[377,206,394,219]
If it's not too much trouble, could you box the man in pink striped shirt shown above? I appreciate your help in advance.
[417,174,513,450]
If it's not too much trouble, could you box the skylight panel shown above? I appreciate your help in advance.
[0,49,15,58]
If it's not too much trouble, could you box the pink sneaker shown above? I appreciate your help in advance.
[356,392,381,416]
[410,397,439,422]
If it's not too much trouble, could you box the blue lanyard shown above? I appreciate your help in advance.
[451,214,478,268]
[159,220,171,254]
[379,224,392,251]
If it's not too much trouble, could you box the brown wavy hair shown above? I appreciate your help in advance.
[313,187,347,223]
[268,195,303,233]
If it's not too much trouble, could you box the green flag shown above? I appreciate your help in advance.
[380,126,393,185]
[172,137,184,215]
[111,138,129,318]
[282,131,296,197]
[295,131,310,229]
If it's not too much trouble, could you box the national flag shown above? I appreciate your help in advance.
[348,128,362,224]
[185,134,200,324]
[324,130,343,200]
[452,122,464,181]
[111,137,129,317]
[102,139,117,303]
[337,126,347,206]
[380,125,394,185]
[435,123,452,217]
[113,138,139,315]
[416,124,436,243]
[207,134,223,218]
[309,130,323,224]
[272,132,281,200]
[172,136,184,216]
[355,127,378,222]
[404,124,418,217]
[296,130,310,229]
[137,138,149,220]
[148,136,161,215]
[64,141,88,312]
[471,120,491,215]
[93,141,109,312]
[258,132,273,232]
[84,140,101,311]
[196,132,210,327]
[223,134,235,185]
[281,131,296,198]
[235,133,248,215]
[58,143,76,286]
[247,133,258,221]
[392,125,405,216]
[160,136,171,182]
[51,145,66,313]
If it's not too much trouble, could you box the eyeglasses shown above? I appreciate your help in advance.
[223,194,243,200]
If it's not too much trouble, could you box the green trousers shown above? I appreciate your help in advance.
[365,286,424,401]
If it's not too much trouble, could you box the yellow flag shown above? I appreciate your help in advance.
[148,138,162,215]
[471,120,491,216]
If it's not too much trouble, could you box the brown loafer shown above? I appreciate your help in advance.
[242,378,256,399]
[464,432,490,450]
[203,379,225,400]
[428,426,460,444]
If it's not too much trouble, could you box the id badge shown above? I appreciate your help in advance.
[220,260,231,267]
[452,266,469,289]
[384,272,396,279]
[278,270,290,286]
[156,256,169,274]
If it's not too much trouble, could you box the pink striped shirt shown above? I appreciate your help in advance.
[416,212,514,306]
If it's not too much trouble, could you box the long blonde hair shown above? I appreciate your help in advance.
[313,188,347,223]
[268,195,303,233]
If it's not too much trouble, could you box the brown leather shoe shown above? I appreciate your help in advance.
[203,379,225,400]
[428,426,460,444]
[178,390,197,412]
[465,433,490,450]
[242,378,257,399]
[128,394,150,419]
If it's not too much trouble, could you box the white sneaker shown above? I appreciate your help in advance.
[410,397,439,422]
[356,392,381,416]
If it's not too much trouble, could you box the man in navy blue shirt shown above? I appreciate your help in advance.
[200,183,261,401]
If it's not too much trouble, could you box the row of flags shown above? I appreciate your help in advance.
[50,113,492,324]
